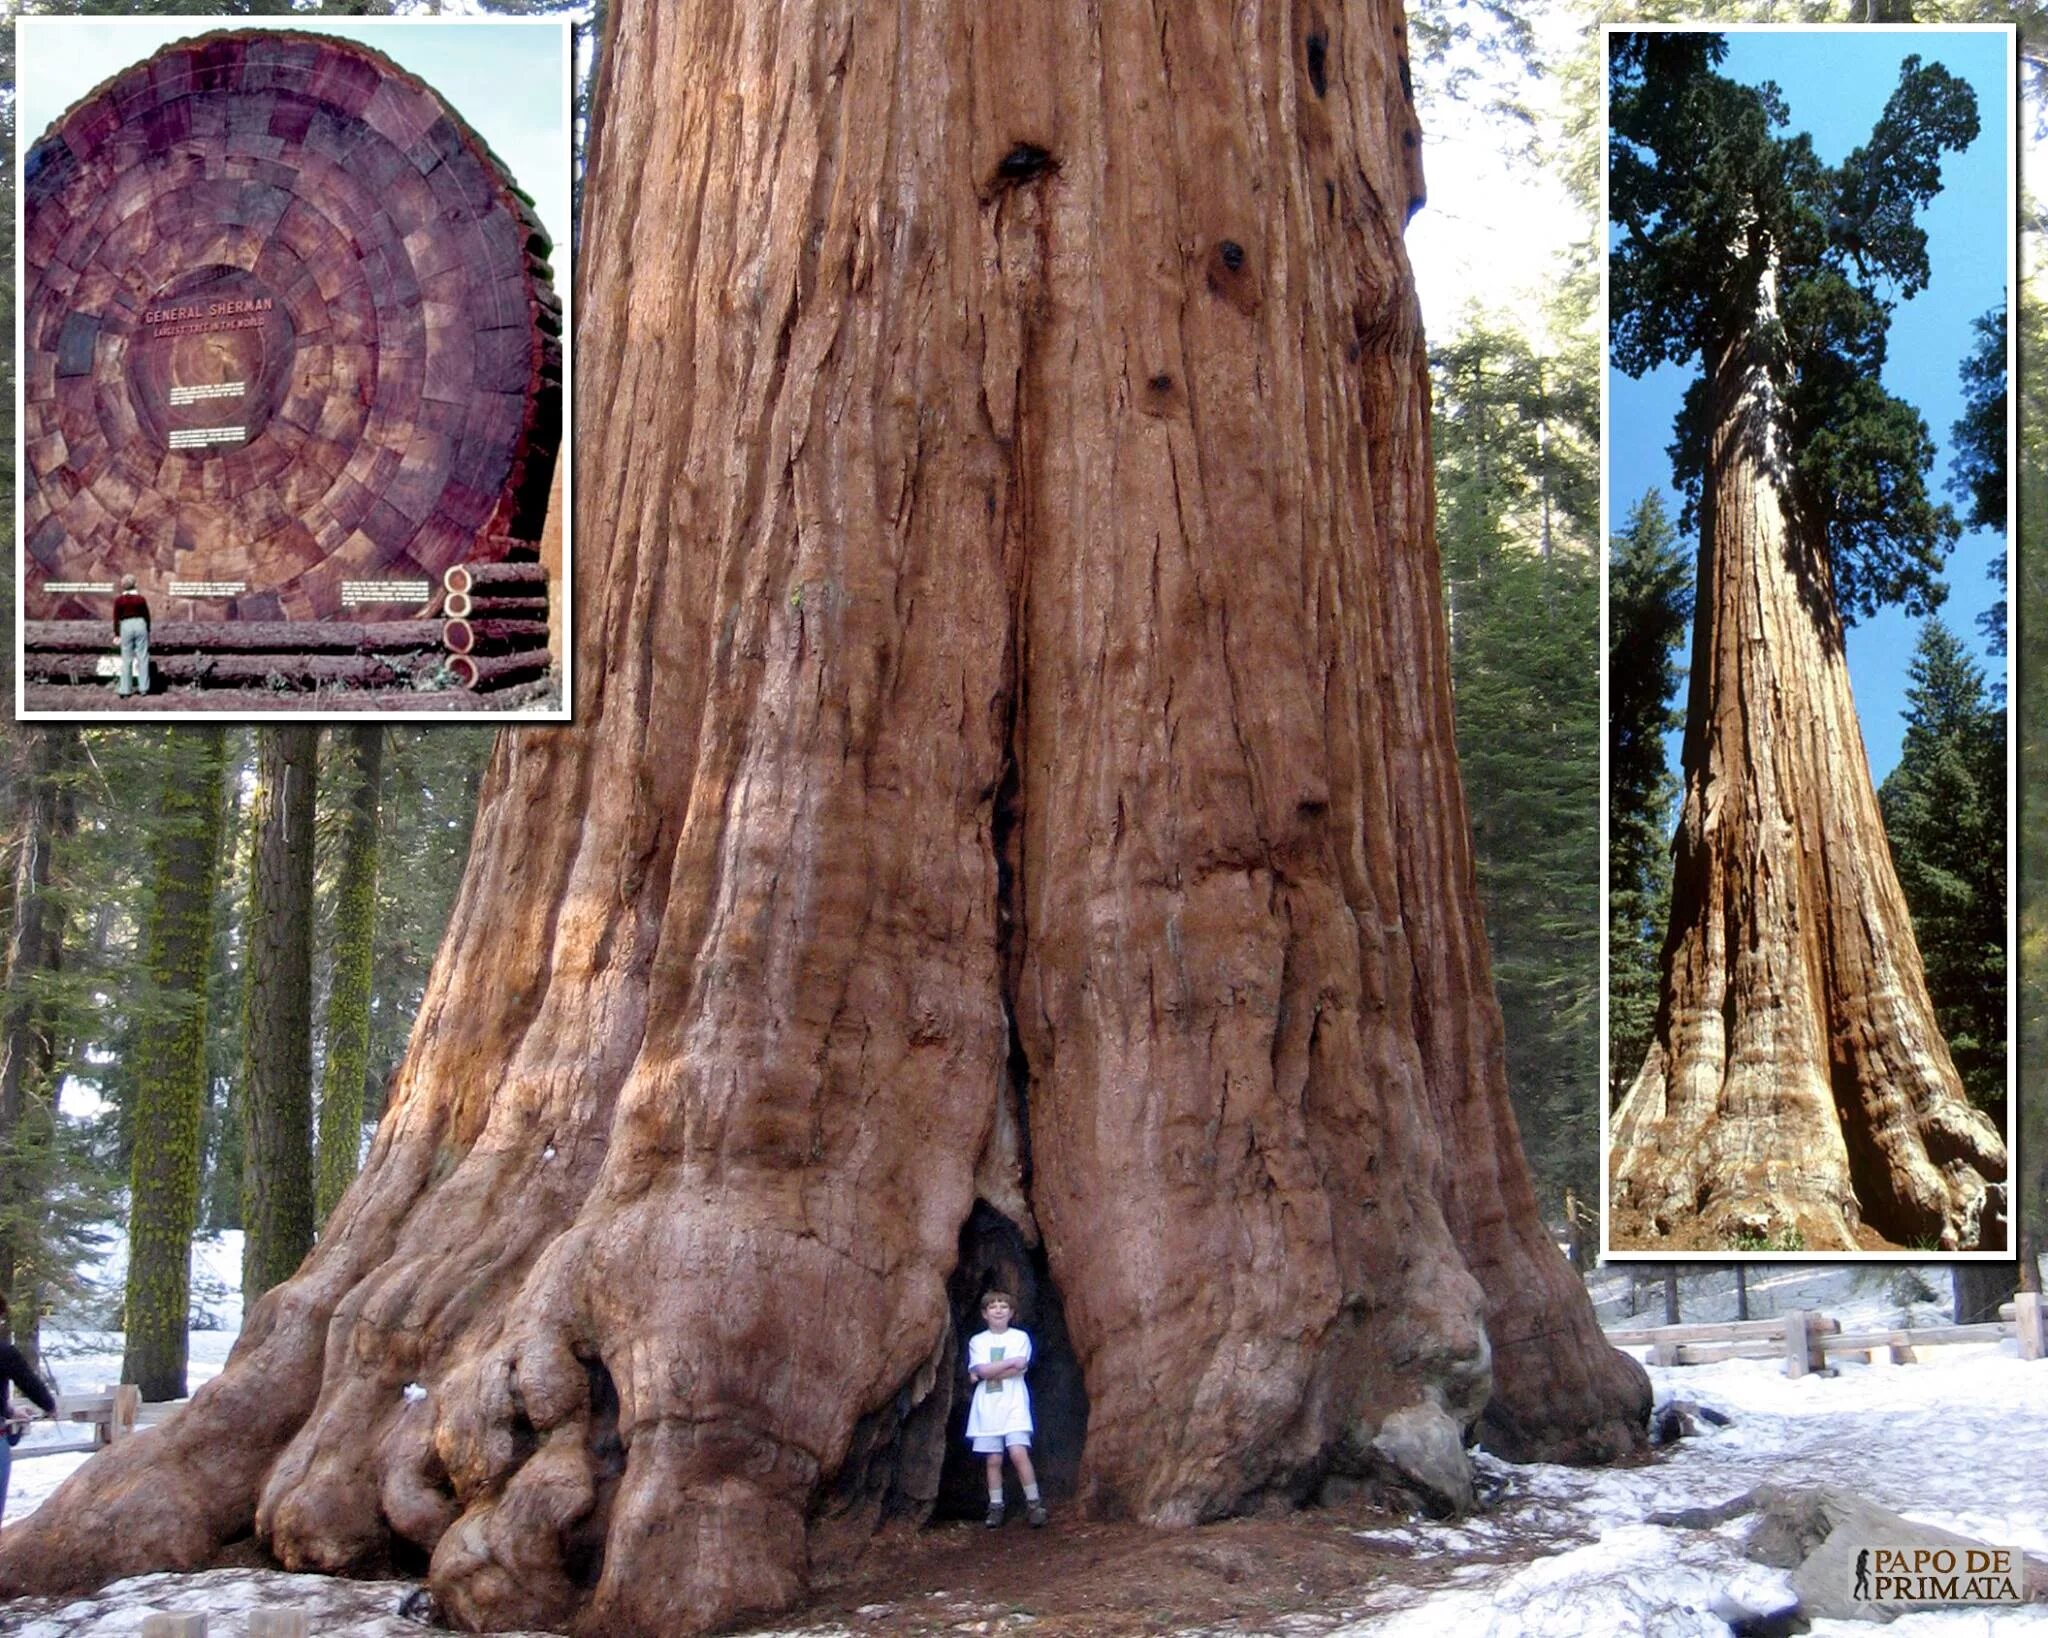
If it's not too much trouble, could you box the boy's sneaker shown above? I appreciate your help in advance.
[984,1502,1005,1529]
[1027,1501,1049,1528]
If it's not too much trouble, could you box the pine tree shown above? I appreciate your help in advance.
[1432,317,1601,1208]
[1949,302,2007,652]
[1879,621,2005,1127]
[2017,280,2047,1287]
[121,729,230,1401]
[1607,491,1691,1104]
[240,727,317,1304]
[0,730,83,1361]
[315,728,383,1222]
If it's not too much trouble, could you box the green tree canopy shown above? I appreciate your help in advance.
[1610,32,1974,622]
[1607,490,1691,1103]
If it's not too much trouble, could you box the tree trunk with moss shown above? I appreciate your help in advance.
[122,728,231,1403]
[315,728,383,1224]
[0,4,1647,1630]
[241,727,318,1305]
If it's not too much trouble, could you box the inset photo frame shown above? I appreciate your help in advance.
[1600,25,2017,1259]
[16,17,573,719]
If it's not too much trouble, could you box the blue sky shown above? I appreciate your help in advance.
[1609,28,2012,786]
[17,18,572,253]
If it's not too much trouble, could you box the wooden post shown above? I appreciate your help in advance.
[2017,1291,2045,1362]
[1784,1310,1813,1378]
[110,1384,140,1443]
[139,1615,207,1638]
[1649,1341,1679,1367]
[248,1610,310,1638]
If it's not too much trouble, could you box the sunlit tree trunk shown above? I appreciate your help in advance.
[0,4,1646,1630]
[1613,263,2005,1251]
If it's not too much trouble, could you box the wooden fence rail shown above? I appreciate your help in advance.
[1605,1293,2045,1376]
[14,1385,140,1458]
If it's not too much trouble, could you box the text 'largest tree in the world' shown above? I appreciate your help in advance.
[0,3,1647,1632]
[1608,34,2006,1252]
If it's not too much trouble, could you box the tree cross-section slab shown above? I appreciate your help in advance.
[21,31,562,627]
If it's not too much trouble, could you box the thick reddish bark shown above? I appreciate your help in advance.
[0,3,1645,1631]
[1612,268,2006,1253]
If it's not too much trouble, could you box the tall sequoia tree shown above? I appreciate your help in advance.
[315,727,384,1223]
[1607,34,2006,1251]
[240,727,318,1304]
[0,4,1648,1631]
[122,728,231,1402]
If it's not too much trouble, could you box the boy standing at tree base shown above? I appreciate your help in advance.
[966,1290,1047,1527]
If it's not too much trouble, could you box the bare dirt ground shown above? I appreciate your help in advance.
[798,1501,1509,1637]
[0,1492,1576,1638]
[1606,1204,1905,1255]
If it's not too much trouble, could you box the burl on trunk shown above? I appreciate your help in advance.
[0,2,1645,1631]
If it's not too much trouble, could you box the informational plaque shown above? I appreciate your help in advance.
[21,30,562,626]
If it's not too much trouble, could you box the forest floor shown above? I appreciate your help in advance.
[1605,1204,1908,1253]
[4,1257,2045,1636]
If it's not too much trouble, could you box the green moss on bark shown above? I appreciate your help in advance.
[122,727,229,1402]
[316,727,382,1222]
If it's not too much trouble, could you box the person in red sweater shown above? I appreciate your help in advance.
[113,574,151,698]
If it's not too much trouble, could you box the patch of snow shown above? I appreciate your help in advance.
[0,1567,560,1637]
[48,1229,243,1335]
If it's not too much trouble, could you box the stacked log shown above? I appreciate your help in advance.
[22,34,563,626]
[440,563,553,690]
[22,620,450,692]
[23,557,558,697]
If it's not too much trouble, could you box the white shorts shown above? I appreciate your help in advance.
[971,1432,1031,1454]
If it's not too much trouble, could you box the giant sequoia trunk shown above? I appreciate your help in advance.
[1612,266,2006,1252]
[0,3,1646,1631]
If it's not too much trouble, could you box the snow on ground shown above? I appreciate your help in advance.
[3,1256,2042,1635]
[1323,1259,2048,1636]
[6,1235,242,1525]
[1327,1343,2048,1636]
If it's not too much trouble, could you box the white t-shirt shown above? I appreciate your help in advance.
[965,1326,1034,1439]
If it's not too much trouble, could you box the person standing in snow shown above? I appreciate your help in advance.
[964,1289,1047,1528]
[0,1295,57,1523]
